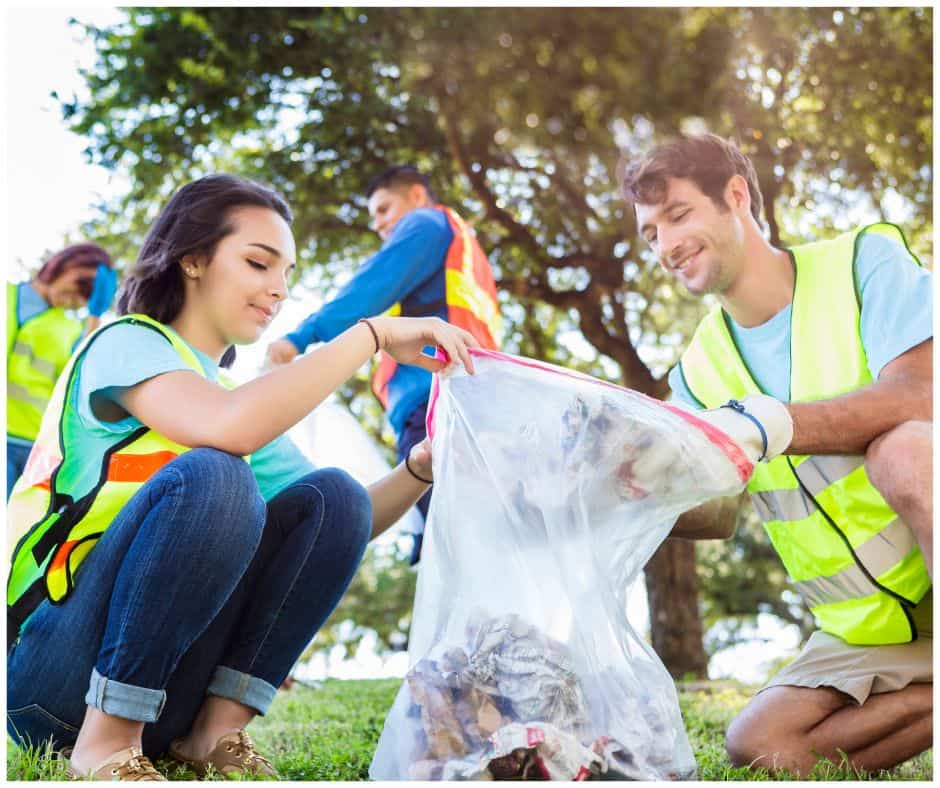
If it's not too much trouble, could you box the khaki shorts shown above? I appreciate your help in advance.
[760,592,933,705]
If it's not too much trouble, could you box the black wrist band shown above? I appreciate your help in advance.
[405,454,433,485]
[721,399,769,462]
[358,318,380,354]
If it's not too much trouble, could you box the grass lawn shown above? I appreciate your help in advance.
[7,678,931,780]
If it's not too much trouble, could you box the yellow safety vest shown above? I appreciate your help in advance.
[7,282,83,442]
[7,314,223,641]
[679,223,930,645]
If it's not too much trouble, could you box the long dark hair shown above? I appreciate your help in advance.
[117,174,292,367]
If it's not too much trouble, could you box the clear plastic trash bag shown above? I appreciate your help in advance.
[370,350,755,781]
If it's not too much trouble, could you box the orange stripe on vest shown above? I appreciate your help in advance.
[43,450,180,580]
[50,540,79,572]
[107,451,179,483]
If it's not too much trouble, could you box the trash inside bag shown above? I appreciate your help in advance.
[370,349,754,781]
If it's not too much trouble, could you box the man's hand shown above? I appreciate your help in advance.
[266,338,299,367]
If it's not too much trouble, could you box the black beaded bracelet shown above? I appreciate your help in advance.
[405,453,433,485]
[358,318,380,354]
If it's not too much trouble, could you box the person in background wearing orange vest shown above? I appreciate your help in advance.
[7,244,118,497]
[266,166,503,564]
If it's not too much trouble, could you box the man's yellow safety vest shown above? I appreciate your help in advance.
[7,282,83,442]
[679,223,930,645]
[7,315,226,642]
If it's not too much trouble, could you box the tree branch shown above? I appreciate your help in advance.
[438,101,551,266]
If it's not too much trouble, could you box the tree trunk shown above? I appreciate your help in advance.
[644,539,709,678]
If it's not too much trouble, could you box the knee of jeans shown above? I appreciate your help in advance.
[316,467,373,548]
[168,448,265,540]
[171,448,259,499]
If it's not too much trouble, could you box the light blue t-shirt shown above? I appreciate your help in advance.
[15,281,51,325]
[668,233,933,407]
[75,322,315,501]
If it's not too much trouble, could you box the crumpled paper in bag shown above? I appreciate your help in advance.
[370,349,755,780]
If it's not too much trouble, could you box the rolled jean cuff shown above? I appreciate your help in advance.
[207,665,277,715]
[85,668,166,723]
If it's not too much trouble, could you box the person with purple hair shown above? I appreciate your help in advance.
[7,243,118,496]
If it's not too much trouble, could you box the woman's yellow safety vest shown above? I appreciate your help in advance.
[679,223,930,646]
[7,282,83,442]
[7,314,220,643]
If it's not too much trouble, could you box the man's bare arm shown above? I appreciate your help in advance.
[787,339,932,455]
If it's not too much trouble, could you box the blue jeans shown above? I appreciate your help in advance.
[7,448,371,757]
[397,402,432,565]
[7,439,32,499]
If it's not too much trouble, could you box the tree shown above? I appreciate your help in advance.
[65,6,932,675]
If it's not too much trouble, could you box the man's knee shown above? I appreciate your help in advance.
[725,686,847,771]
[726,708,773,768]
[866,421,932,506]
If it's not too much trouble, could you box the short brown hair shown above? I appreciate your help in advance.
[621,134,763,224]
[37,243,113,285]
[366,165,437,203]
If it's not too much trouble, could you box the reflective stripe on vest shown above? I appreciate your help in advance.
[371,206,503,408]
[751,456,864,522]
[7,315,221,638]
[678,222,930,645]
[6,281,83,442]
[12,341,57,378]
[7,382,49,413]
[793,518,915,608]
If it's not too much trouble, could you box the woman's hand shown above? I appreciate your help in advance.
[371,316,479,375]
[408,437,433,483]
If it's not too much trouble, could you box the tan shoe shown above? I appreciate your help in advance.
[169,729,277,779]
[59,746,166,781]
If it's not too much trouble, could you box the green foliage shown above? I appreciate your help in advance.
[61,6,932,668]
[8,680,932,780]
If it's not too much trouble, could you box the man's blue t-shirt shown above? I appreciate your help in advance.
[284,208,454,438]
[75,322,314,501]
[668,233,933,406]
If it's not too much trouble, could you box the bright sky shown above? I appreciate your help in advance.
[5,7,126,275]
[2,5,318,377]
